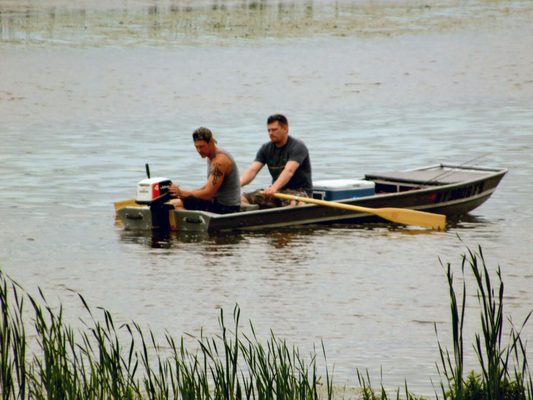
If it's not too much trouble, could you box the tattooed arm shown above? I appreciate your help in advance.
[176,153,231,200]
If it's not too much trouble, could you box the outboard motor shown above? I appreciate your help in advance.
[136,177,172,205]
[135,177,174,230]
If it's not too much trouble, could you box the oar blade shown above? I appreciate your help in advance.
[375,208,446,230]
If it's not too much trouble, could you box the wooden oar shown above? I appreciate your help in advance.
[271,192,446,230]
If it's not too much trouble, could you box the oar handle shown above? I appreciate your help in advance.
[271,192,371,212]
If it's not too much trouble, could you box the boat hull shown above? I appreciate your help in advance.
[116,164,507,232]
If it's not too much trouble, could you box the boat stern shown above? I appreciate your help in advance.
[117,204,174,230]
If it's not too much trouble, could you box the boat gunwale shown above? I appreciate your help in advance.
[199,163,508,221]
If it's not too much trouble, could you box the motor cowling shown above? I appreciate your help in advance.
[136,177,172,205]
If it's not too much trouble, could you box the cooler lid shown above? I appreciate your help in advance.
[313,179,375,190]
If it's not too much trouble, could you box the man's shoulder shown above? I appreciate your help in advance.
[287,136,308,150]
[213,150,233,167]
[260,140,274,149]
[258,141,275,153]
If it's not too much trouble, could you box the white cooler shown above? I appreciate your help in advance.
[312,179,375,201]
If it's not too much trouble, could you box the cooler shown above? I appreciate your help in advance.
[312,179,375,201]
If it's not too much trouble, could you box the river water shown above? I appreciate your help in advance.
[1,0,532,396]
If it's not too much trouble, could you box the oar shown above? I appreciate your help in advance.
[271,192,446,230]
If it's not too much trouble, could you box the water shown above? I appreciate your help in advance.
[1,0,533,395]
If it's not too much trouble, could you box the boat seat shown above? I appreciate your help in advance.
[240,203,259,212]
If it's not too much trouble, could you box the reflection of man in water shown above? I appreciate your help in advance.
[240,114,312,207]
[169,127,241,214]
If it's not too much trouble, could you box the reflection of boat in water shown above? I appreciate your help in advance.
[119,229,246,249]
[116,164,507,233]
[118,225,323,252]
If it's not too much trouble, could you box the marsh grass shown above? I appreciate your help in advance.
[0,271,332,399]
[0,246,531,399]
[436,246,532,400]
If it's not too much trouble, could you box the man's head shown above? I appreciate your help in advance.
[192,127,216,158]
[266,114,289,147]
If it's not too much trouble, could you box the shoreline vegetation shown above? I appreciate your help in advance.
[1,246,531,399]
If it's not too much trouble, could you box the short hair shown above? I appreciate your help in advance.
[267,114,288,127]
[192,127,215,143]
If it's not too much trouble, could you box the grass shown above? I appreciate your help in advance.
[0,246,531,399]
[435,246,532,400]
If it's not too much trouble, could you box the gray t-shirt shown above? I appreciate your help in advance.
[255,136,312,194]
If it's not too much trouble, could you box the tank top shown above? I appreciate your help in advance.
[207,148,241,207]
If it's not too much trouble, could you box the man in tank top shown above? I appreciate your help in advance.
[169,127,241,214]
[240,114,312,207]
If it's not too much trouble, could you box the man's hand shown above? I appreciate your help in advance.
[169,184,181,198]
[262,186,277,199]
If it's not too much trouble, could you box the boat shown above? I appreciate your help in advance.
[115,163,507,233]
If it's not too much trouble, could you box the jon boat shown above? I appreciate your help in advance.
[115,163,507,232]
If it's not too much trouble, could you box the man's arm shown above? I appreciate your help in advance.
[177,154,231,200]
[240,161,264,187]
[263,160,300,197]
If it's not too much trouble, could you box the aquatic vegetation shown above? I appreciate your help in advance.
[0,246,531,399]
[0,273,331,399]
[435,246,532,400]
[3,1,533,45]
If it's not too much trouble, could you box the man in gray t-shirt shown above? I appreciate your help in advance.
[168,127,241,214]
[240,114,312,207]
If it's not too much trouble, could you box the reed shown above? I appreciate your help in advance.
[0,246,531,399]
[0,273,28,400]
[356,369,426,400]
[436,246,532,400]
